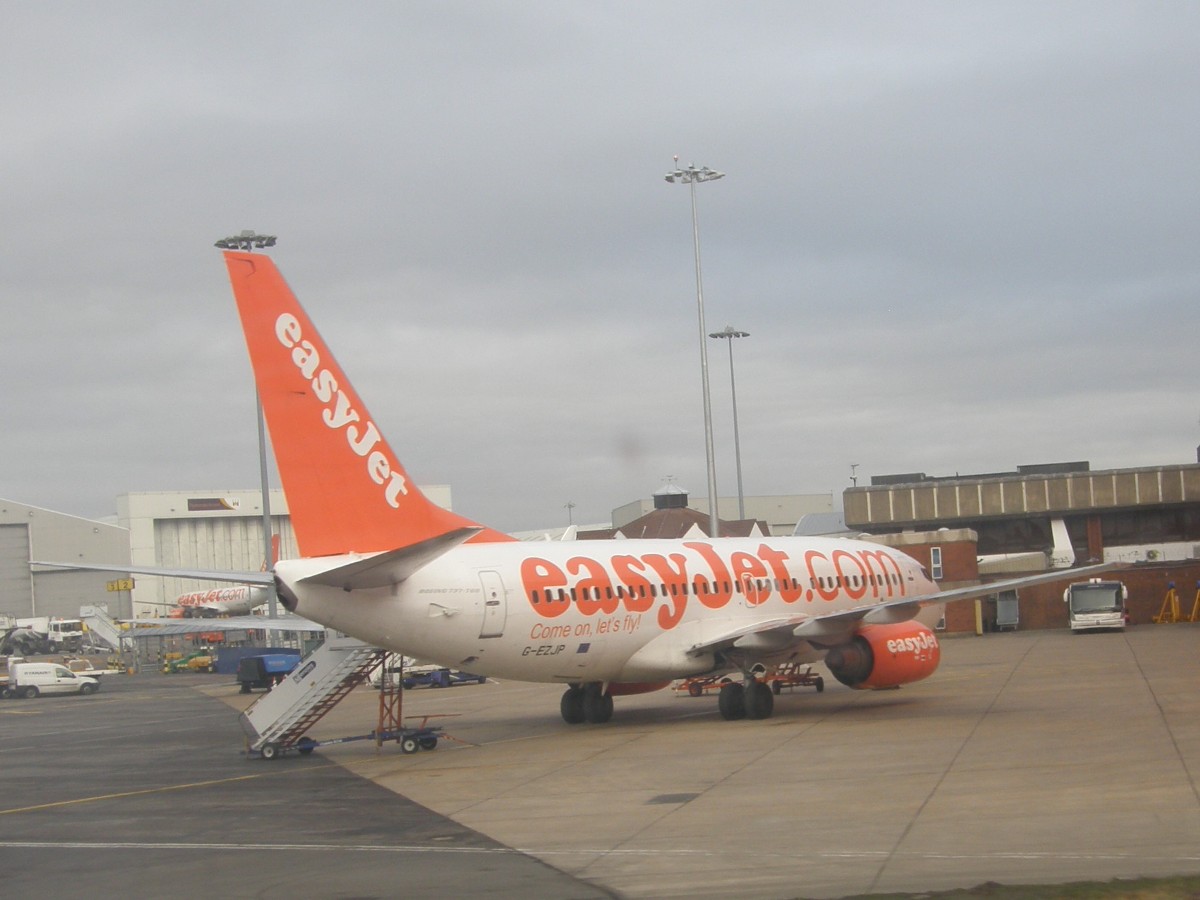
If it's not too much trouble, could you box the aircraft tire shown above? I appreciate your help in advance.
[560,686,585,724]
[717,682,745,720]
[582,686,613,724]
[745,681,774,720]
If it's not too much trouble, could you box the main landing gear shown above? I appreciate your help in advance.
[717,678,774,721]
[560,683,613,724]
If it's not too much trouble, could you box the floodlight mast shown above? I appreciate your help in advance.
[213,231,279,621]
[665,163,725,537]
[709,325,750,520]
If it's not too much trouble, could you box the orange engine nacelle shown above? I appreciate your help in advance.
[823,621,941,690]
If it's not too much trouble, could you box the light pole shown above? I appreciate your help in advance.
[214,231,279,621]
[709,325,749,520]
[665,161,725,537]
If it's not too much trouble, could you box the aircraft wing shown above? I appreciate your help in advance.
[686,560,1125,656]
[32,561,276,585]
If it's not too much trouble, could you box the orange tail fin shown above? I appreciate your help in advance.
[222,251,513,557]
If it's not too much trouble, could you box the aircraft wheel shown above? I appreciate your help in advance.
[717,682,745,720]
[582,686,613,724]
[560,686,585,724]
[745,681,774,720]
[401,736,420,754]
[260,743,280,761]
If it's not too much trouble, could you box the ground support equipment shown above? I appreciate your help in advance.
[768,662,825,694]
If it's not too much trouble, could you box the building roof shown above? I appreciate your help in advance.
[578,506,766,540]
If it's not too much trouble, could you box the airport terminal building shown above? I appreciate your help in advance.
[844,461,1200,566]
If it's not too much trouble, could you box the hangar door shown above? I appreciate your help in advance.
[0,524,32,618]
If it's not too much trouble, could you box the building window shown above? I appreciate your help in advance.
[930,546,943,581]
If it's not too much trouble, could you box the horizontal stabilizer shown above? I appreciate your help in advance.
[297,527,481,591]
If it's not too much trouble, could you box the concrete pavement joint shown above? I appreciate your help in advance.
[1124,630,1200,809]
[867,635,1043,893]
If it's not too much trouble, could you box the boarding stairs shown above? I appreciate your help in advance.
[239,632,384,758]
[79,605,125,651]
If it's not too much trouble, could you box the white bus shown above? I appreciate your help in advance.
[1063,579,1127,632]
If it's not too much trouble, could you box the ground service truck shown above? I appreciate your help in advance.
[1064,579,1127,632]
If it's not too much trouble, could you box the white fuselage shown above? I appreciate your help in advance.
[279,536,938,684]
[174,585,269,617]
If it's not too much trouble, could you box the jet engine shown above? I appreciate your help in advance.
[823,621,941,689]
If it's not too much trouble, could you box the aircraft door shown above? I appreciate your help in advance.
[478,570,507,639]
[740,573,765,608]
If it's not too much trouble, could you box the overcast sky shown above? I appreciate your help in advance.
[3,1,1198,534]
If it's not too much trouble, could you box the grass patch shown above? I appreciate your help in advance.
[829,875,1200,899]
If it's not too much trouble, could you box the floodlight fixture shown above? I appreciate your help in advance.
[214,230,277,252]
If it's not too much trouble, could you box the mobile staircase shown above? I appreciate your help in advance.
[240,631,383,759]
[79,605,125,652]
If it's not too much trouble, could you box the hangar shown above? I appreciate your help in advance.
[116,486,452,616]
[0,499,131,621]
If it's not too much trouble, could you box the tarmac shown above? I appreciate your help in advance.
[3,625,1200,899]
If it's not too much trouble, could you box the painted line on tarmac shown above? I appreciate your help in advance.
[2,841,1199,865]
[0,765,339,816]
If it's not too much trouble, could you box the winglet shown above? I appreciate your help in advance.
[222,252,513,556]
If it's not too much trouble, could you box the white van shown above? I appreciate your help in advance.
[8,662,100,698]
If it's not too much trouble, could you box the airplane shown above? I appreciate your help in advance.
[168,585,271,618]
[37,250,1119,724]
